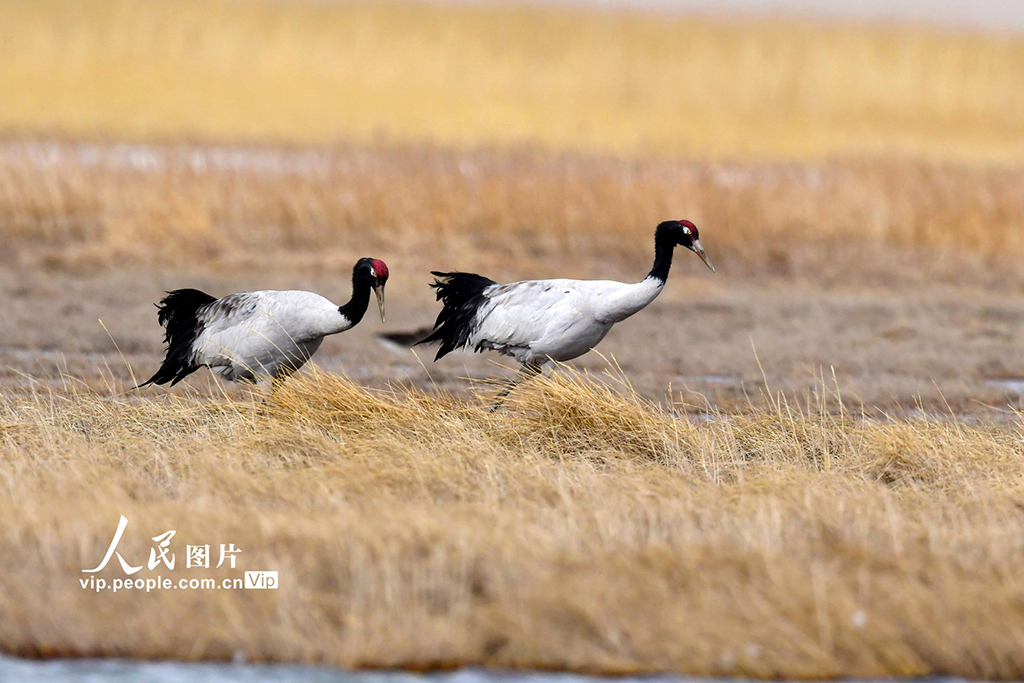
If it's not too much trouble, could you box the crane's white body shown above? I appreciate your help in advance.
[192,290,353,381]
[466,276,664,365]
[421,221,712,410]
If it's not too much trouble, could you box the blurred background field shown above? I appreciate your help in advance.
[2,0,1024,677]
[3,0,1024,162]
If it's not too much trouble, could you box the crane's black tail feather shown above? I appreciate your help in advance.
[416,271,496,360]
[137,288,216,388]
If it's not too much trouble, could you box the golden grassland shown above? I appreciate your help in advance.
[1,369,1024,677]
[3,1,1024,672]
[2,0,1024,162]
[4,140,1024,270]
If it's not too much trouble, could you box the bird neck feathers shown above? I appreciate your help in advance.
[337,271,373,327]
[648,227,677,284]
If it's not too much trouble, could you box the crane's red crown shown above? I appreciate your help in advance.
[370,259,389,281]
[677,219,698,238]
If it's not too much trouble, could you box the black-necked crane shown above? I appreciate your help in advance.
[139,257,389,387]
[418,220,714,409]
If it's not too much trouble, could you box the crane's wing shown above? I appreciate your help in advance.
[192,291,331,367]
[138,288,217,387]
[468,280,586,356]
[419,272,621,362]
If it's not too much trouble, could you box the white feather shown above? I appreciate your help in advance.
[467,276,665,365]
[192,290,349,381]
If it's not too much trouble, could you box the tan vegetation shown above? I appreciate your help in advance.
[2,0,1024,162]
[1,370,1023,677]
[3,140,1023,269]
[2,0,1024,675]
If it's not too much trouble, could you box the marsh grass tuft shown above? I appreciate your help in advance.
[1,368,1023,676]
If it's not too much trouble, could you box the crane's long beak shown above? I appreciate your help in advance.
[691,239,715,273]
[373,284,386,322]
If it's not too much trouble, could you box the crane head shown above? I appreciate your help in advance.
[355,257,389,322]
[658,220,715,272]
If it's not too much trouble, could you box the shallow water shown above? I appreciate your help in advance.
[986,378,1024,396]
[0,656,977,683]
[0,658,662,683]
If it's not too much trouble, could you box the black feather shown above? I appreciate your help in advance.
[138,288,217,388]
[416,271,496,361]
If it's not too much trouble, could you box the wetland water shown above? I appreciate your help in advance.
[0,657,977,683]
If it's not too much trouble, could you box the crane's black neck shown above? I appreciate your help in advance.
[648,227,677,284]
[338,271,373,325]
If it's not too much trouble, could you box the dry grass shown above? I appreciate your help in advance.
[2,0,1024,162]
[1,369,1023,677]
[3,1,1024,673]
[3,140,1024,271]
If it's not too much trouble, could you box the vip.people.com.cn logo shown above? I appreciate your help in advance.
[79,515,278,592]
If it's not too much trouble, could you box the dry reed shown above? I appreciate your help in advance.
[1,0,1023,162]
[1,369,1023,677]
[3,141,1023,271]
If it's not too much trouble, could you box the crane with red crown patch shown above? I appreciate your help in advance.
[418,220,714,410]
[139,257,389,388]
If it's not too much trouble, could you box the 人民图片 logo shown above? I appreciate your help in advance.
[79,516,276,592]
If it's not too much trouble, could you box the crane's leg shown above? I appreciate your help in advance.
[268,363,299,395]
[489,362,542,412]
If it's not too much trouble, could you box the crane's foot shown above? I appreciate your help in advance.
[488,362,542,412]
